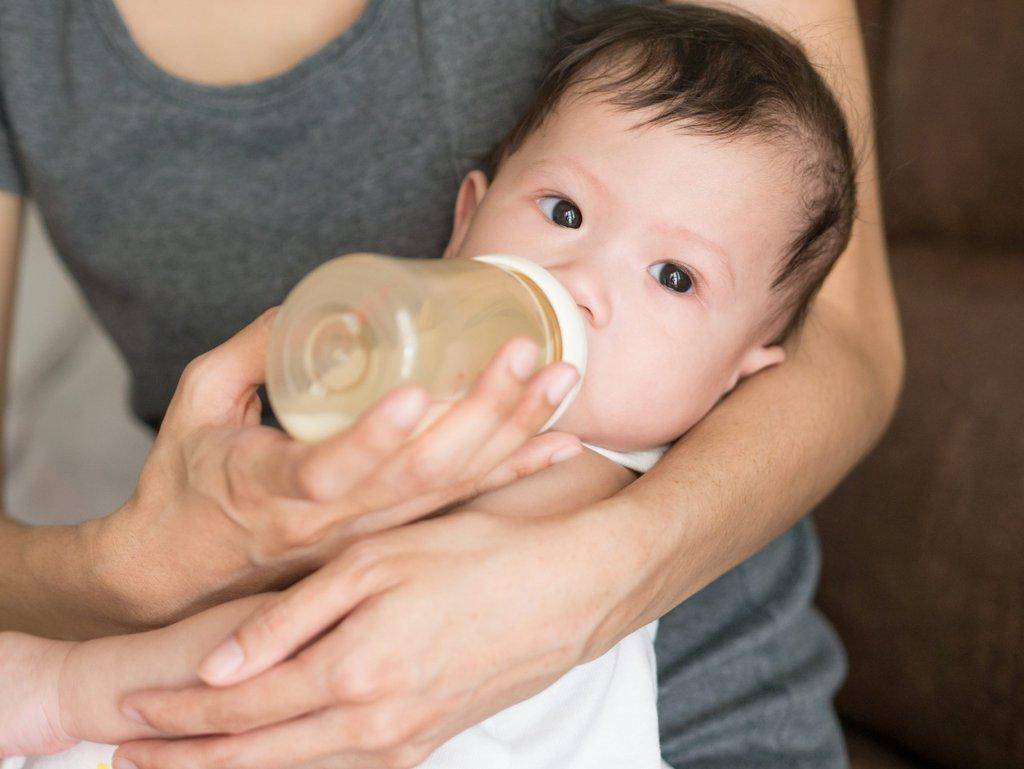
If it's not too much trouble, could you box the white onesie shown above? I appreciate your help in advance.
[3,443,670,769]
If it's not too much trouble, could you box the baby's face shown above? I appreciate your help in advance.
[444,92,800,450]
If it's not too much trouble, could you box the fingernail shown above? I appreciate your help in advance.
[120,701,147,725]
[545,367,579,406]
[199,638,244,683]
[114,758,138,769]
[391,390,427,429]
[550,445,582,464]
[509,342,539,381]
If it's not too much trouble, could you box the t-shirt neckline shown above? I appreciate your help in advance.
[86,0,390,111]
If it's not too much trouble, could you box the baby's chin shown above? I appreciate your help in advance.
[550,396,690,452]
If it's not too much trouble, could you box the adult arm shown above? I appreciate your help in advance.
[608,0,903,633]
[0,193,105,636]
[111,2,904,767]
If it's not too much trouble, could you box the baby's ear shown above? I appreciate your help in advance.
[442,169,490,259]
[727,344,786,391]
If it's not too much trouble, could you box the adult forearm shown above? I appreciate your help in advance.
[563,0,906,657]
[0,514,132,638]
[579,293,904,657]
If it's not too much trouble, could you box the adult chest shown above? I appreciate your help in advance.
[108,0,371,87]
[13,3,461,309]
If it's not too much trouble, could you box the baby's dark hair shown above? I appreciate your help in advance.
[478,2,857,342]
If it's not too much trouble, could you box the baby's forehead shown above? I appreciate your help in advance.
[522,94,800,187]
[513,124,802,249]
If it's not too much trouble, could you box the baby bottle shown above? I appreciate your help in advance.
[266,253,588,443]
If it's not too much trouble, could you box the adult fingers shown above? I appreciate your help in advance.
[120,655,332,738]
[297,337,534,517]
[451,361,580,482]
[221,385,428,503]
[197,543,398,686]
[471,429,583,495]
[293,385,429,502]
[115,704,434,769]
[394,336,541,480]
[365,429,583,527]
[325,366,582,535]
[351,344,578,514]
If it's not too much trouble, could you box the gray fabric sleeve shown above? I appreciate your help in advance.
[0,92,25,194]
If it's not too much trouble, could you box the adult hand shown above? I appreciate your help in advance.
[115,507,637,769]
[89,309,583,627]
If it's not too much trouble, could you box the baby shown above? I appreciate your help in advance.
[0,4,855,768]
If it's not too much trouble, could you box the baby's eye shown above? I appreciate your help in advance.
[538,196,582,229]
[648,262,694,294]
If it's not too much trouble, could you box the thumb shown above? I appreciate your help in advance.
[165,307,280,430]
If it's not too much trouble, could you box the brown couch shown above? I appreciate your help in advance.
[814,2,1024,768]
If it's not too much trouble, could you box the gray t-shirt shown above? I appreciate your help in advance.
[0,0,639,427]
[0,3,848,766]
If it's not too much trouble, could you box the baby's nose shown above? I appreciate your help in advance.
[549,263,609,328]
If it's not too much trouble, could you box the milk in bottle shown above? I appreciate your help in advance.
[266,253,587,442]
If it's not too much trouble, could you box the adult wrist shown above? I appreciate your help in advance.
[560,495,678,662]
[84,498,184,631]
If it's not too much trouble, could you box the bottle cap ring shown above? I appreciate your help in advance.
[471,254,588,432]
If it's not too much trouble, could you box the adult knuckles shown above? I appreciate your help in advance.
[327,643,408,705]
[294,455,334,502]
[255,306,279,329]
[178,352,218,400]
[240,598,295,654]
[219,436,278,502]
[352,706,419,752]
[380,742,433,769]
[511,450,546,480]
[328,657,390,703]
[179,353,212,386]
[269,511,329,551]
[405,446,454,491]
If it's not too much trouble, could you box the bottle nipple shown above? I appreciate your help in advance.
[303,309,370,396]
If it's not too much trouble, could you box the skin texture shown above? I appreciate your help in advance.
[0,225,583,636]
[0,83,824,762]
[0,0,903,766]
[0,451,636,761]
[1,0,588,639]
[109,4,902,767]
[0,596,272,756]
[443,93,795,450]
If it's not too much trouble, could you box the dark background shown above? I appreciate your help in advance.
[815,2,1023,768]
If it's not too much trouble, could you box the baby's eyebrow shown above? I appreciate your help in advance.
[653,220,736,295]
[522,156,611,200]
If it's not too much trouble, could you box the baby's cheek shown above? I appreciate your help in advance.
[607,364,708,445]
[549,375,647,448]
